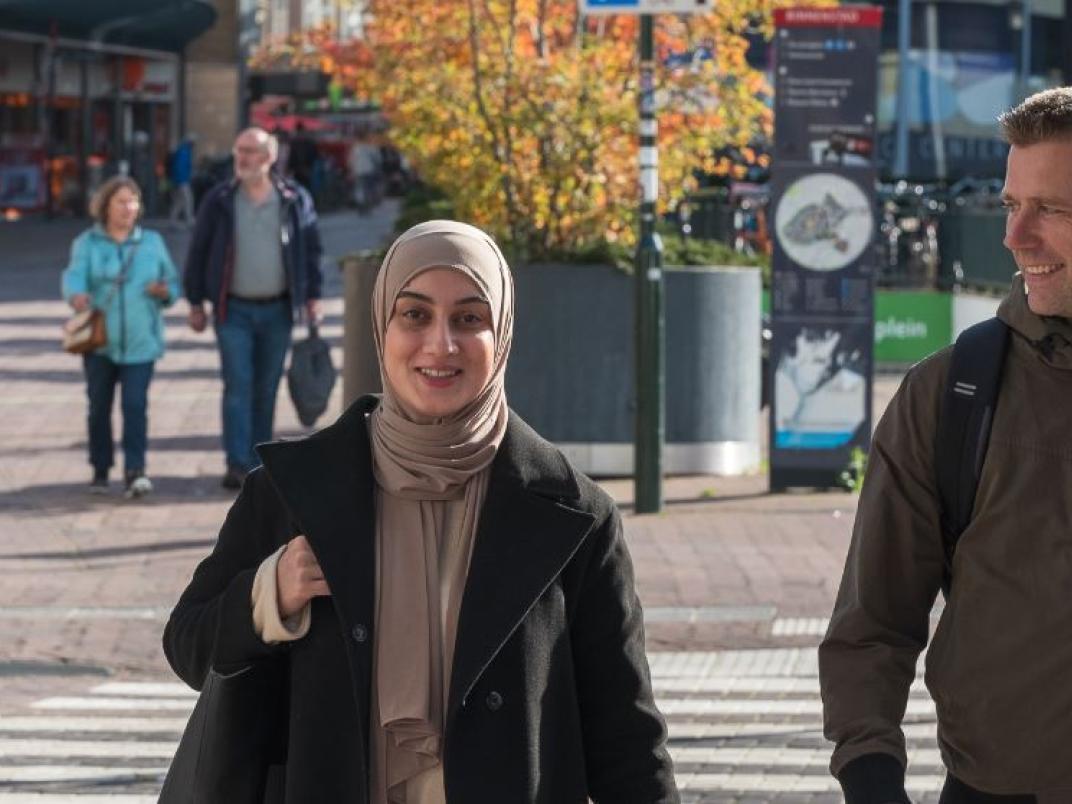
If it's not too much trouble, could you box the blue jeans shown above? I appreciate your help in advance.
[215,297,292,471]
[83,353,155,474]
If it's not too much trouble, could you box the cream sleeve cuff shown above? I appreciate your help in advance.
[251,544,312,643]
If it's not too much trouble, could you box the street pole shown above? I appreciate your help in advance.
[635,13,665,514]
[893,0,911,178]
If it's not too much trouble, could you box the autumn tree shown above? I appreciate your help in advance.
[254,0,833,260]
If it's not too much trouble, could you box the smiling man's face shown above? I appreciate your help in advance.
[1002,139,1072,318]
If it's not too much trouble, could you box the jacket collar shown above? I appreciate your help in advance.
[256,396,597,727]
[997,274,1072,370]
[219,173,300,209]
[90,224,144,245]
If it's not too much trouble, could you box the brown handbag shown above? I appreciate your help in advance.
[62,242,138,355]
[62,308,108,354]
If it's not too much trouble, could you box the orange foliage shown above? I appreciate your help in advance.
[253,0,835,258]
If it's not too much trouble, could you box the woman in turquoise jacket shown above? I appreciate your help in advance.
[62,177,181,498]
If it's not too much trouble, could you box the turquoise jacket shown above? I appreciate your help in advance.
[61,226,181,365]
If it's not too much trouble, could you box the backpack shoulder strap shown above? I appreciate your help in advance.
[935,316,1009,594]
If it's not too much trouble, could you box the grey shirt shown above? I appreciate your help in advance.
[232,186,287,299]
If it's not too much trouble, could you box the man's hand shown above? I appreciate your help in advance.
[276,534,331,619]
[306,298,322,326]
[145,281,170,301]
[188,305,207,333]
[70,294,90,312]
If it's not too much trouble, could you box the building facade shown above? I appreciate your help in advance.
[0,0,238,218]
[873,0,1069,180]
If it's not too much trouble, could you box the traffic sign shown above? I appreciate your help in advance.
[582,0,711,15]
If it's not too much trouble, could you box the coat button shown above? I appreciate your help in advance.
[485,691,503,711]
[351,624,368,643]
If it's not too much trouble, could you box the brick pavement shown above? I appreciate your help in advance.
[0,206,903,672]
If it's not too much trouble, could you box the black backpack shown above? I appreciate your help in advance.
[935,316,1009,595]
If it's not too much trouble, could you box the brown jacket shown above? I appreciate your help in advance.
[820,276,1072,801]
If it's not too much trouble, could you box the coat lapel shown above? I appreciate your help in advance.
[446,414,597,726]
[255,397,378,637]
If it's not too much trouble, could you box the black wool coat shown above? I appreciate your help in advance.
[163,396,679,803]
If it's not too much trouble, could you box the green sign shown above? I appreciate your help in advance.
[874,291,951,363]
[762,289,952,363]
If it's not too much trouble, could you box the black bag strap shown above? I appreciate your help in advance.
[935,316,1009,594]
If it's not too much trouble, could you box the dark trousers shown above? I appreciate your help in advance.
[941,775,1037,804]
[83,353,155,474]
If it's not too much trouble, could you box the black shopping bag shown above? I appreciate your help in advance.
[158,660,287,803]
[287,325,337,427]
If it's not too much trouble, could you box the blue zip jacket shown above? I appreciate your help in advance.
[182,175,323,323]
[61,226,181,365]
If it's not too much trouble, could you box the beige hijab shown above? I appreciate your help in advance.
[369,220,514,803]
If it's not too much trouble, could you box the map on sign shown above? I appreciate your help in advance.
[773,172,873,272]
[582,0,711,15]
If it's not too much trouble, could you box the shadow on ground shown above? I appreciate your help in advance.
[0,473,242,513]
[0,536,217,562]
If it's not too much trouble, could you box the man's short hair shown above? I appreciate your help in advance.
[999,87,1072,146]
[236,127,279,162]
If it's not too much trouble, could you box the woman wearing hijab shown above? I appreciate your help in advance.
[163,221,678,803]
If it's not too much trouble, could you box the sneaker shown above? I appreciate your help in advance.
[124,471,153,499]
[221,466,248,490]
[89,470,109,495]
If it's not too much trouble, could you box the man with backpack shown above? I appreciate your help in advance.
[820,87,1072,803]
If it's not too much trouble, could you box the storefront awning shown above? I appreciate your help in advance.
[0,0,218,53]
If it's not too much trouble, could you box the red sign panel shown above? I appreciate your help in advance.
[774,7,883,28]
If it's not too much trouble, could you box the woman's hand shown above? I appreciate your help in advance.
[145,281,170,301]
[276,534,331,619]
[70,294,90,312]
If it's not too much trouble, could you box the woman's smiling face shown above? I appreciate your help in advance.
[383,267,496,420]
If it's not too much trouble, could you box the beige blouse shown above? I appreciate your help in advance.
[251,548,450,804]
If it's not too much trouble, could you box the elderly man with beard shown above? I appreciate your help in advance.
[184,127,323,490]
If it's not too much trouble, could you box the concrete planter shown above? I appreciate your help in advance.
[342,258,761,476]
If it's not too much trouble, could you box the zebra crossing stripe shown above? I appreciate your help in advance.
[666,720,938,740]
[0,766,165,783]
[653,676,929,694]
[0,738,177,759]
[676,772,950,794]
[648,648,819,677]
[0,716,187,734]
[0,796,158,803]
[30,697,194,712]
[89,683,195,698]
[668,745,943,768]
[656,696,935,717]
